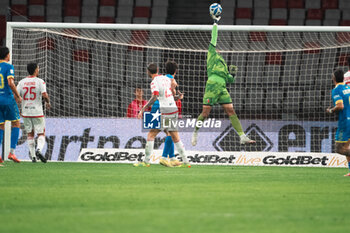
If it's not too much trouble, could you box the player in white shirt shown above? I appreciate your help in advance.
[134,61,190,167]
[344,57,350,85]
[17,63,51,163]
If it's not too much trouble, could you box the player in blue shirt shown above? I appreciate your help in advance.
[326,69,350,176]
[0,47,22,165]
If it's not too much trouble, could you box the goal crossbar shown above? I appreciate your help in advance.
[7,22,350,32]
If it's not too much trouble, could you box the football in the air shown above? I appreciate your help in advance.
[209,3,222,17]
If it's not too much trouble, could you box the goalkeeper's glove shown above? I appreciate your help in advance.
[229,65,238,76]
[227,65,238,83]
[211,15,221,24]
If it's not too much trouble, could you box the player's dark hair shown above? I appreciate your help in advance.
[165,60,178,75]
[27,62,38,75]
[0,47,9,60]
[147,63,158,74]
[333,69,344,83]
[134,86,143,92]
[347,56,350,67]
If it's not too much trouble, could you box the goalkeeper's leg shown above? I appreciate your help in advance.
[222,104,255,144]
[192,105,212,146]
[192,80,222,146]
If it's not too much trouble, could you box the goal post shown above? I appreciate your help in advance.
[4,22,350,162]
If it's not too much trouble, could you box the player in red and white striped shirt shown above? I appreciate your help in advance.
[17,63,51,163]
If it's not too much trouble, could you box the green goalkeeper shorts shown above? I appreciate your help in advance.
[202,79,232,106]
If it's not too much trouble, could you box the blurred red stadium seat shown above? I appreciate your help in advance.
[322,0,338,9]
[338,53,349,66]
[340,20,350,26]
[29,16,45,22]
[249,32,267,42]
[265,52,283,65]
[37,37,55,50]
[11,5,27,16]
[235,8,252,19]
[303,41,321,54]
[288,0,304,8]
[100,0,116,6]
[29,0,45,4]
[270,19,287,25]
[271,0,287,8]
[62,29,79,40]
[65,0,81,6]
[337,32,350,43]
[0,16,6,38]
[65,0,81,16]
[128,30,149,51]
[65,8,81,17]
[133,6,150,18]
[98,17,115,23]
[307,9,323,19]
[73,50,90,62]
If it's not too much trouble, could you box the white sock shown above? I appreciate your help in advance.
[174,141,188,164]
[28,137,36,159]
[144,141,154,163]
[37,135,46,153]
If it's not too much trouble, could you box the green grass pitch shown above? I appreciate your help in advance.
[0,162,349,233]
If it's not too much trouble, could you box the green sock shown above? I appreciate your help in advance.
[229,114,244,136]
[195,114,205,132]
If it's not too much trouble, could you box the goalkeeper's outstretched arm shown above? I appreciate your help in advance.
[210,23,218,47]
[207,18,219,64]
[210,13,220,46]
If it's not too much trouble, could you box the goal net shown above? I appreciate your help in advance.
[5,23,350,161]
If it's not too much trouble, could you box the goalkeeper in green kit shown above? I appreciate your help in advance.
[191,14,255,146]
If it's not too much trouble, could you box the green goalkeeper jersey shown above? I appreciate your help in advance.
[207,24,235,84]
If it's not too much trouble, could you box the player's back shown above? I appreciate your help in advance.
[332,84,350,125]
[17,76,46,117]
[151,75,178,114]
[0,61,15,105]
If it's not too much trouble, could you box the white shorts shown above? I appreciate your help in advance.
[161,113,178,132]
[23,117,45,134]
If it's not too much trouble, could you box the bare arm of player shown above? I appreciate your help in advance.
[42,92,51,109]
[170,79,184,100]
[174,90,184,100]
[8,78,22,103]
[326,101,344,114]
[137,94,158,119]
[170,79,177,96]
